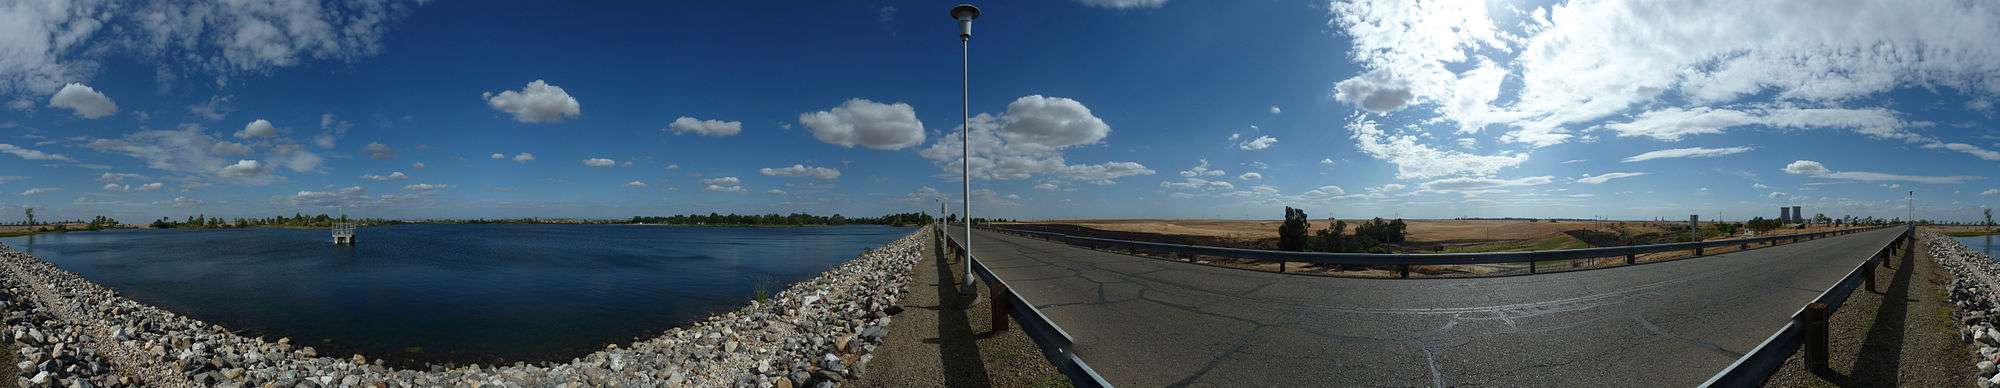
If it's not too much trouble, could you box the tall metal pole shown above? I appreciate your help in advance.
[952,4,981,294]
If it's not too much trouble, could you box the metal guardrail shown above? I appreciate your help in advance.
[936,224,1112,388]
[1700,224,1915,387]
[985,224,1888,277]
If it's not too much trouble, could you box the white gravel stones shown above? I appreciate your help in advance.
[0,227,931,387]
[1924,231,2000,385]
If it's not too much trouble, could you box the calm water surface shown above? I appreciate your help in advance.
[0,224,910,366]
[1959,234,1999,258]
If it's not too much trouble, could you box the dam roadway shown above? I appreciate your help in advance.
[946,225,1910,386]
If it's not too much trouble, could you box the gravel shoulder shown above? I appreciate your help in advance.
[1765,233,1972,386]
[847,231,1069,388]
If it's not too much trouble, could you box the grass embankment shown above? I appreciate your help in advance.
[1438,235,1592,253]
[1941,230,2000,237]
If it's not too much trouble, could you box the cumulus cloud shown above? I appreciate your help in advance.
[360,171,408,181]
[1782,160,1979,184]
[218,160,269,177]
[19,188,61,196]
[625,181,648,188]
[235,119,277,139]
[800,98,926,150]
[920,95,1143,185]
[0,143,73,162]
[702,177,740,186]
[1073,0,1168,9]
[513,152,535,163]
[1576,172,1648,184]
[1178,159,1226,178]
[364,142,396,160]
[402,183,450,191]
[1333,71,1417,113]
[665,116,743,137]
[1328,0,2000,149]
[0,1,421,97]
[1348,118,1527,180]
[483,80,581,123]
[1055,162,1154,185]
[1982,189,1999,196]
[1621,146,1755,163]
[1320,158,1337,168]
[583,158,616,167]
[1237,135,1277,150]
[1418,176,1553,192]
[1269,105,1281,114]
[490,153,505,160]
[759,164,841,180]
[47,83,117,119]
[1239,172,1262,181]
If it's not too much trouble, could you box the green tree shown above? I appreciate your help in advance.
[1278,207,1309,251]
[23,207,33,226]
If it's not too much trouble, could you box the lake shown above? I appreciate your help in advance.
[1958,234,1999,258]
[0,224,910,367]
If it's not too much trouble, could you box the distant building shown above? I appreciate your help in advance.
[1780,207,1791,223]
[1793,206,1803,223]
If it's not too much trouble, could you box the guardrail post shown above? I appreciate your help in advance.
[1529,260,1537,274]
[1625,254,1636,265]
[1399,264,1410,278]
[990,282,1011,332]
[1740,243,1749,250]
[1277,261,1285,274]
[1864,263,1877,292]
[1694,246,1704,256]
[1803,303,1829,371]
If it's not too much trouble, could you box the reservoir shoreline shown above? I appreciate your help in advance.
[0,227,929,387]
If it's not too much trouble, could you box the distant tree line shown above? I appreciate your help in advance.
[629,212,935,227]
[1279,206,1408,253]
[148,213,396,229]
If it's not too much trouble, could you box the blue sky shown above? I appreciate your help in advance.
[2,0,1998,223]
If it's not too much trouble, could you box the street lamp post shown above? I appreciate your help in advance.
[951,4,981,296]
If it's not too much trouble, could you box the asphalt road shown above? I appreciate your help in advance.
[946,226,1908,387]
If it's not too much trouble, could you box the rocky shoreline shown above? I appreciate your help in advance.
[1928,231,2000,386]
[0,227,928,387]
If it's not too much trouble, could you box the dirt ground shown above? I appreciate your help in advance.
[1764,234,1968,387]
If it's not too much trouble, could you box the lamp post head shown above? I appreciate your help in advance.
[951,4,980,40]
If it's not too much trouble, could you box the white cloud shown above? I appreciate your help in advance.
[1320,158,1337,168]
[0,143,73,162]
[625,181,648,188]
[19,188,61,196]
[1237,135,1278,150]
[1981,189,1999,196]
[292,186,369,206]
[1621,146,1754,163]
[88,126,240,177]
[364,142,396,160]
[1418,176,1553,192]
[483,80,581,123]
[171,196,203,208]
[1056,162,1154,185]
[1239,172,1262,181]
[1782,160,1979,184]
[0,1,419,97]
[702,177,740,186]
[490,153,505,160]
[412,162,425,169]
[1576,172,1648,184]
[47,83,117,119]
[665,116,743,137]
[1178,159,1226,178]
[208,141,251,157]
[705,184,745,193]
[271,144,322,173]
[1348,118,1528,180]
[759,164,841,180]
[402,183,450,191]
[136,182,162,191]
[1328,0,2000,148]
[583,158,616,167]
[1333,71,1417,113]
[1160,177,1234,191]
[235,119,277,139]
[1269,105,1281,114]
[218,160,269,177]
[96,173,145,183]
[766,189,787,195]
[360,171,408,181]
[513,152,535,163]
[800,98,926,150]
[1073,0,1168,9]
[920,95,1141,184]
[189,96,233,121]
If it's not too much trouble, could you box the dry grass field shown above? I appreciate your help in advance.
[997,219,1867,278]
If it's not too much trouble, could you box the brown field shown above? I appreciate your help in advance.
[996,219,1867,278]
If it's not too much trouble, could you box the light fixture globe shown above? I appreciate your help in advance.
[951,4,980,40]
